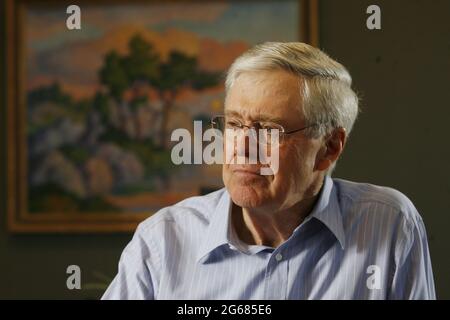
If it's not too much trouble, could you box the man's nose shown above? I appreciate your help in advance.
[240,132,250,158]
[236,128,259,161]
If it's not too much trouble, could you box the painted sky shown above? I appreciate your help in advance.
[25,0,300,98]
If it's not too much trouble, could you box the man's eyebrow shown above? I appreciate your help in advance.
[224,110,242,118]
[224,110,284,123]
[257,115,285,123]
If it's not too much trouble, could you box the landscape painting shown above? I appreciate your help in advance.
[6,0,317,232]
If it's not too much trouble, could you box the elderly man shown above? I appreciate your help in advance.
[102,42,435,300]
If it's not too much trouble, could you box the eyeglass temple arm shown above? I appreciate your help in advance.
[284,124,318,135]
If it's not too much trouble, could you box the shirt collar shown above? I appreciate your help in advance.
[196,175,345,264]
[196,190,233,264]
[306,175,346,250]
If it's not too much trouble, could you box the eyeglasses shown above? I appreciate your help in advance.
[211,115,317,146]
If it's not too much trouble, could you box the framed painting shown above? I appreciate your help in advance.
[5,0,319,232]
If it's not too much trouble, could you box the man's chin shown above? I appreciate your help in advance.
[227,184,268,208]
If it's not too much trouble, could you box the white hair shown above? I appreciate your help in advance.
[225,42,360,174]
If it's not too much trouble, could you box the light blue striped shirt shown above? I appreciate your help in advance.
[102,176,436,299]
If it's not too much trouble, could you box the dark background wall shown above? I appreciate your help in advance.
[321,0,450,299]
[1,0,449,299]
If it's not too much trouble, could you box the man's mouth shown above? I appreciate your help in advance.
[231,165,263,176]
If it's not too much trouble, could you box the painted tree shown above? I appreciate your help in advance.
[121,35,160,139]
[121,34,160,84]
[99,51,128,103]
[152,50,221,148]
[99,50,130,133]
[99,34,221,147]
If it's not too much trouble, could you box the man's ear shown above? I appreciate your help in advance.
[315,127,347,171]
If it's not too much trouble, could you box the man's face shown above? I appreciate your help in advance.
[222,69,325,211]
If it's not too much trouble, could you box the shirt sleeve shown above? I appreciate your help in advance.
[388,209,436,300]
[101,225,157,300]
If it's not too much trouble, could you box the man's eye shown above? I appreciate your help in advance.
[226,120,241,128]
[260,123,278,130]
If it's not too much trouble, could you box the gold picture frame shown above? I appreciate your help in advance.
[5,0,319,233]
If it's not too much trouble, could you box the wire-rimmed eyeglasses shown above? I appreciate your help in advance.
[211,115,318,147]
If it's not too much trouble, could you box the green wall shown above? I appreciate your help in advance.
[323,0,450,299]
[1,0,449,299]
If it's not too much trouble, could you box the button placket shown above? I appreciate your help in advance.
[263,250,288,299]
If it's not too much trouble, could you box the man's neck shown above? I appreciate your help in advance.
[231,180,325,248]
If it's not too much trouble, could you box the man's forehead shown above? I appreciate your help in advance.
[224,93,303,123]
[224,109,285,123]
[223,70,305,124]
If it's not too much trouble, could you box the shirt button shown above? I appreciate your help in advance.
[275,253,283,262]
